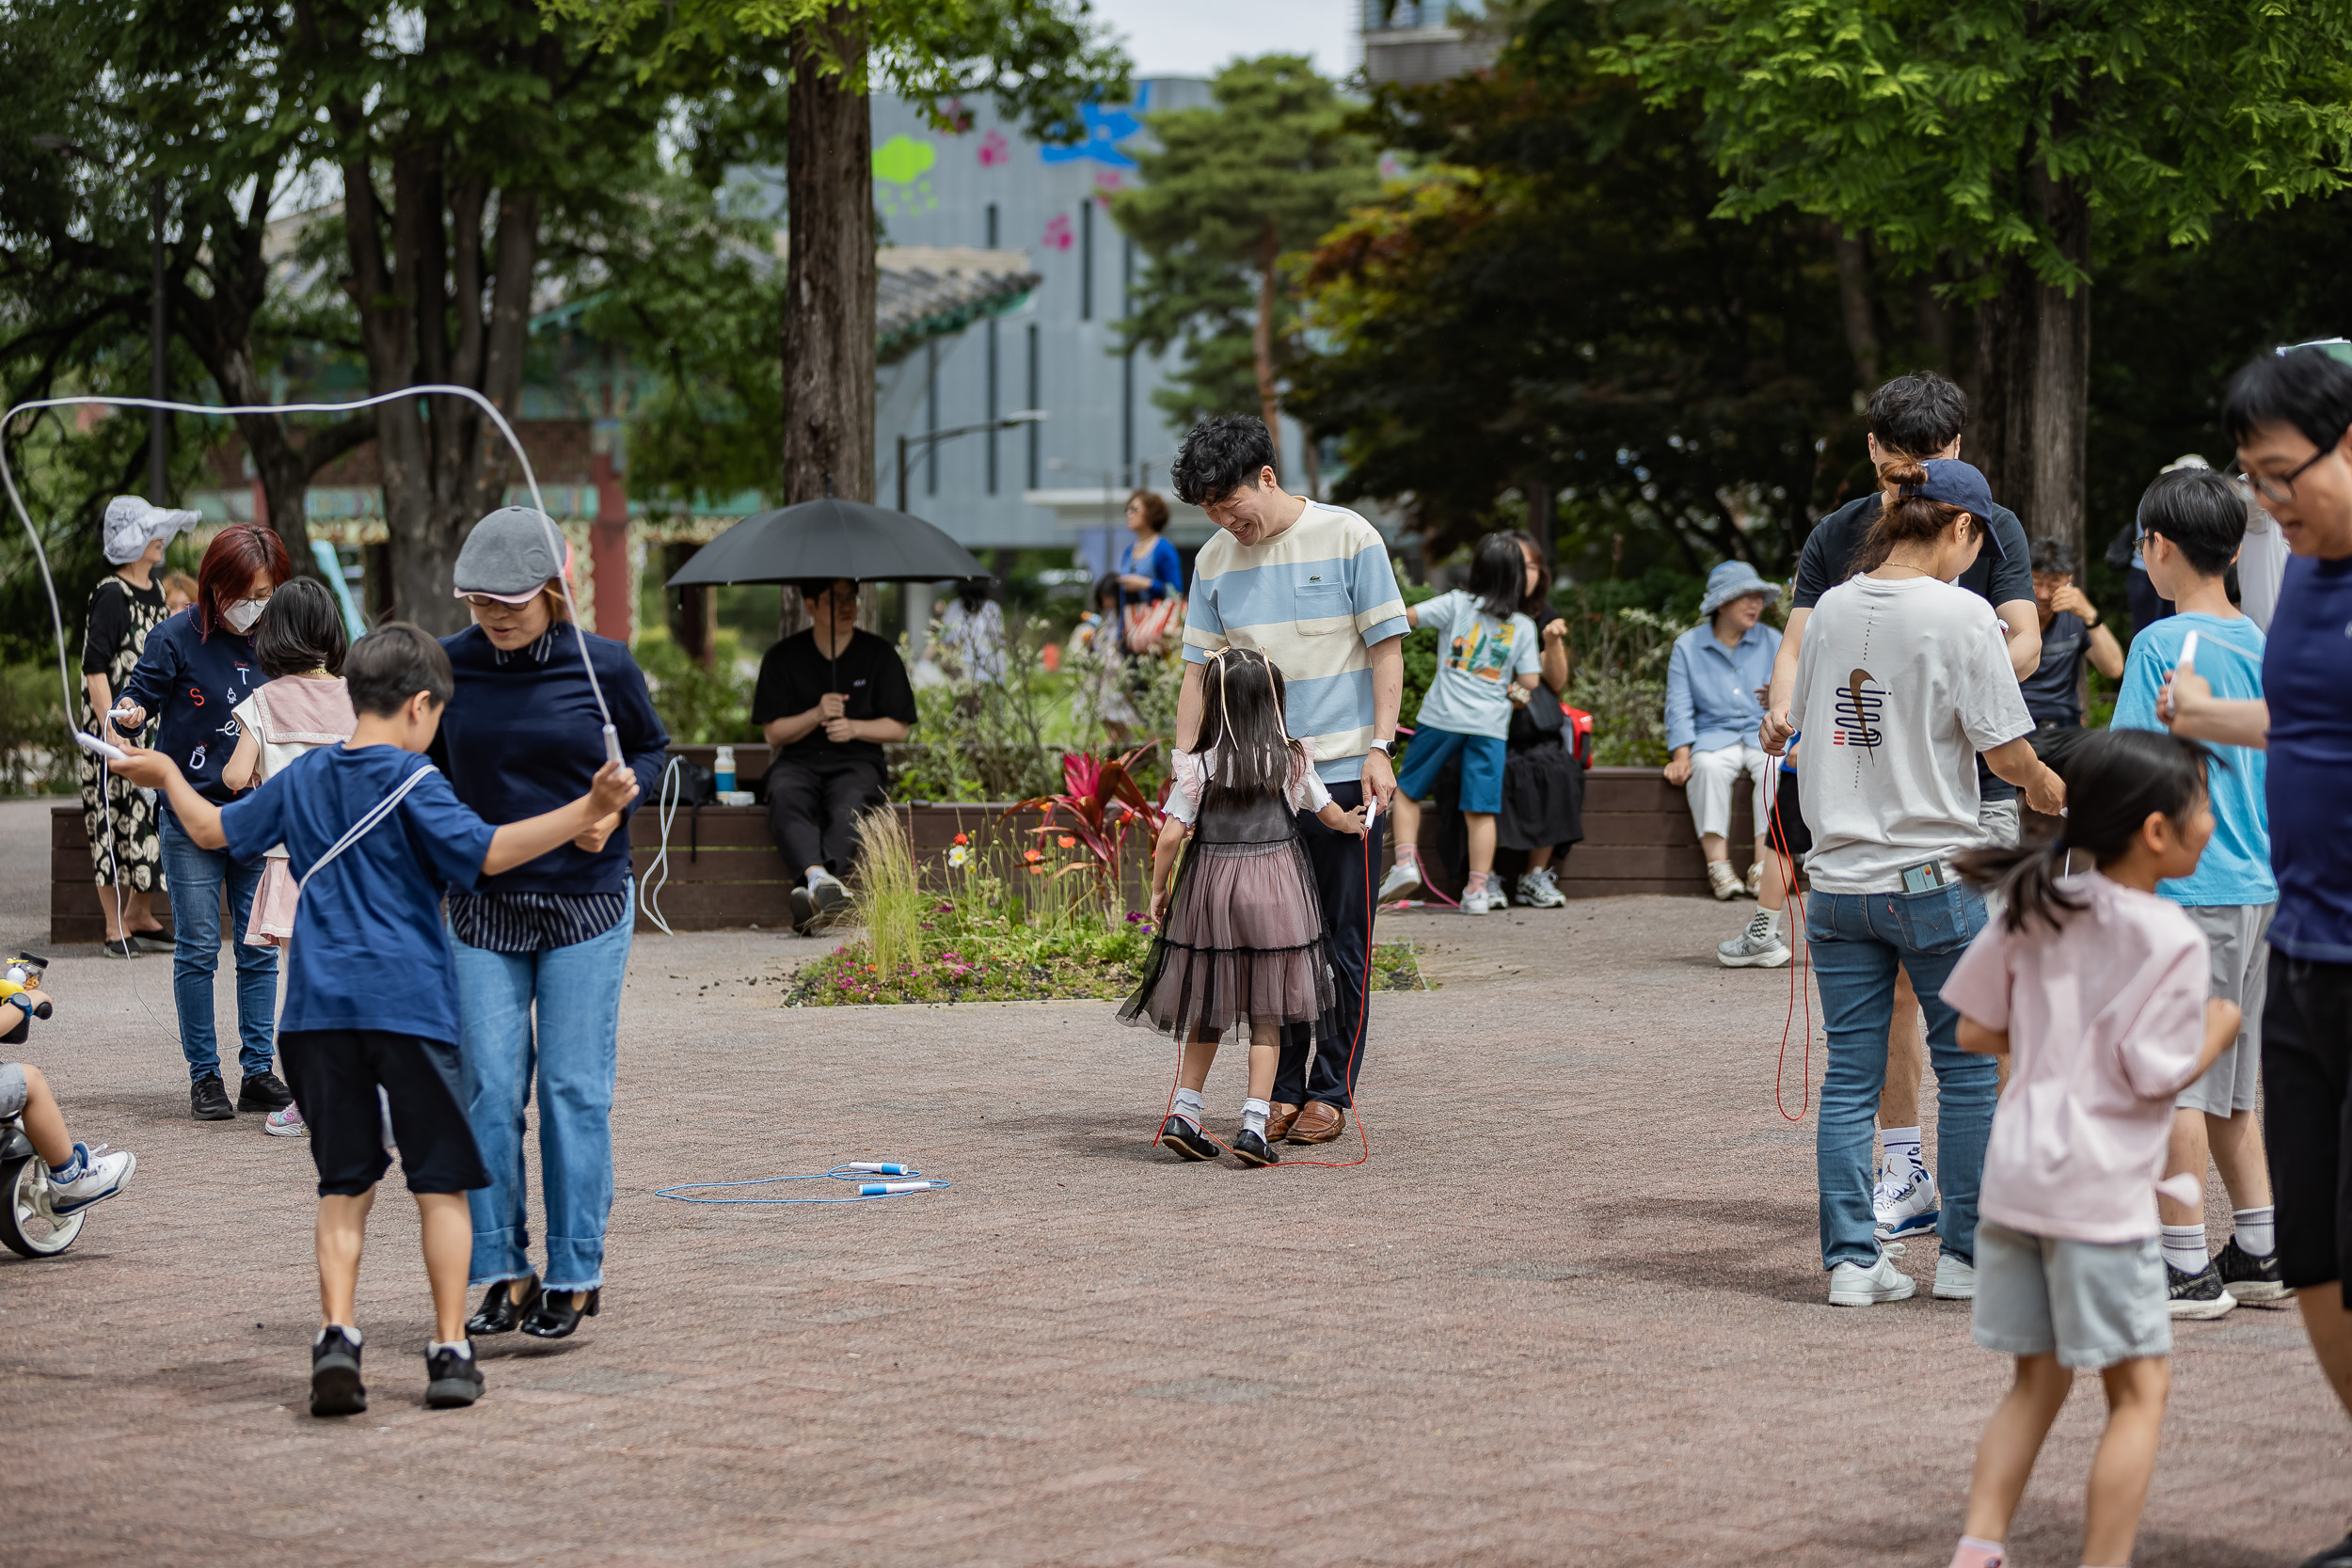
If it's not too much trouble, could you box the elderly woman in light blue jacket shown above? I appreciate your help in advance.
[1663,561,1783,898]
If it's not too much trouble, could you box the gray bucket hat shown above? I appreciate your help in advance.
[103,495,199,565]
[1700,559,1782,618]
[453,506,570,605]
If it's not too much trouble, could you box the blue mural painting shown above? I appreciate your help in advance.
[1040,84,1151,167]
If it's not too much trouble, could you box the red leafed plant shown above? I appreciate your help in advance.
[1003,743,1168,902]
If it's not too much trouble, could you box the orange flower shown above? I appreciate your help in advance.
[1057,835,1076,848]
[953,832,968,846]
[1027,865,1045,876]
[1024,847,1044,863]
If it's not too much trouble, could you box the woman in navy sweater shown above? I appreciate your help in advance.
[434,509,668,1342]
[115,524,294,1123]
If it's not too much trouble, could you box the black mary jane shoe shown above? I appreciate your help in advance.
[519,1287,600,1340]
[466,1276,542,1337]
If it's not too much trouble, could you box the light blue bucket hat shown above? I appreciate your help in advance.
[1700,560,1782,618]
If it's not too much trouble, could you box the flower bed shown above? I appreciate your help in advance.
[780,931,1428,1007]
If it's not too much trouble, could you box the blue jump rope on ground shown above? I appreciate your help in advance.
[654,1164,951,1205]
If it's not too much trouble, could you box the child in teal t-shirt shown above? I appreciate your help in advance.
[2107,466,2283,1309]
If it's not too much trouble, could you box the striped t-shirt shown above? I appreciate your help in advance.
[1183,502,1409,782]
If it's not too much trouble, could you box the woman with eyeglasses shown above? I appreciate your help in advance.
[111,523,294,1123]
[433,508,668,1343]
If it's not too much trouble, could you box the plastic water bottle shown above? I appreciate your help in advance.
[713,746,736,794]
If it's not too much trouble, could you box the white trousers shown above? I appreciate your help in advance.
[1686,742,1770,842]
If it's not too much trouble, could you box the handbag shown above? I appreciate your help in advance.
[1120,594,1183,657]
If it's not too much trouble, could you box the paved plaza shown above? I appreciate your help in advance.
[3,800,2341,1565]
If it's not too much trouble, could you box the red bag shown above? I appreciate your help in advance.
[1561,705,1593,768]
[1120,595,1183,657]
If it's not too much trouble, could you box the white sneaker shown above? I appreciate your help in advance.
[1516,866,1566,909]
[1873,1162,1940,1239]
[1377,856,1424,901]
[1932,1252,1976,1301]
[1460,879,1499,915]
[1707,861,1742,900]
[1717,910,1792,968]
[46,1143,135,1214]
[1828,1251,1916,1306]
[1745,861,1764,896]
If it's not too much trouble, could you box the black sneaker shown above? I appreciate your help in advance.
[424,1342,484,1409]
[190,1074,235,1121]
[310,1327,366,1418]
[1159,1117,1220,1161]
[2302,1533,2352,1567]
[1231,1128,1281,1167]
[2167,1259,2238,1320]
[2213,1236,2287,1305]
[237,1070,294,1113]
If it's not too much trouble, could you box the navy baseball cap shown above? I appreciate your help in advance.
[1899,459,2004,557]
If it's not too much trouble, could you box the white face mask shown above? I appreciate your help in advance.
[223,597,267,634]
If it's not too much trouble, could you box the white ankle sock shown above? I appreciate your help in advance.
[1948,1537,2004,1568]
[1880,1126,1923,1175]
[1750,907,1783,939]
[429,1338,473,1359]
[2233,1206,2276,1258]
[1241,1098,1269,1136]
[2162,1223,2210,1274]
[316,1324,361,1347]
[1172,1087,1205,1128]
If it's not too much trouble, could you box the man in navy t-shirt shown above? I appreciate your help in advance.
[2164,345,2352,1568]
[112,624,640,1423]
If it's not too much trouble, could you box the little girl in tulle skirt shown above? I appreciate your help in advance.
[1120,647,1366,1166]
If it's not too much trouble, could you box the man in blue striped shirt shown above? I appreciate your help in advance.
[1172,416,1407,1147]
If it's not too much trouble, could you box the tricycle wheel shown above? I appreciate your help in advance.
[0,1154,83,1257]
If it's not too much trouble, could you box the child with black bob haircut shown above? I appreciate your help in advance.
[1937,728,2244,1568]
[110,623,639,1418]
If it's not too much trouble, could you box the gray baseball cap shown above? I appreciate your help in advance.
[453,507,570,604]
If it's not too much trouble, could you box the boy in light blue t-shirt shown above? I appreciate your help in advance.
[1380,532,1541,914]
[2109,466,2284,1315]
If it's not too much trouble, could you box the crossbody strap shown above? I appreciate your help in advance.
[296,763,437,896]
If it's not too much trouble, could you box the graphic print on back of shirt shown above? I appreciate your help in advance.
[1446,617,1519,684]
[1834,667,1884,753]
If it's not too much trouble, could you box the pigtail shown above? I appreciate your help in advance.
[1954,833,2080,936]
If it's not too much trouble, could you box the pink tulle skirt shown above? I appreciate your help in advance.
[1120,828,1335,1041]
[244,857,298,947]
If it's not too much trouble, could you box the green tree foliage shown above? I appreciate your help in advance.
[1110,55,1378,481]
[1288,20,1861,572]
[1602,0,2352,563]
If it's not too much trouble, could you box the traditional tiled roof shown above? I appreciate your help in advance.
[875,246,1041,364]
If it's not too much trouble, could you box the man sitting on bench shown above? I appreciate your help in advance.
[752,578,917,929]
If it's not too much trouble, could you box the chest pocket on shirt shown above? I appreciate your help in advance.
[1294,582,1349,634]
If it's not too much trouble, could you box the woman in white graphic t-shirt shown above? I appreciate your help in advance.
[1766,458,2067,1309]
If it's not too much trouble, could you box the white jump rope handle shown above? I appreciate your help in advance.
[74,731,125,763]
[603,724,623,768]
[859,1180,946,1196]
[843,1162,915,1176]
[2177,630,2200,674]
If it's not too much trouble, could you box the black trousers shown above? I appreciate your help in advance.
[1277,779,1375,1108]
[2262,953,2352,1307]
[765,754,889,879]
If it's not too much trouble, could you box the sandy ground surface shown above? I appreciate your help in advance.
[3,816,2344,1566]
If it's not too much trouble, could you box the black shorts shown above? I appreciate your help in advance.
[278,1029,488,1198]
[1765,768,1810,861]
[2260,956,2352,1307]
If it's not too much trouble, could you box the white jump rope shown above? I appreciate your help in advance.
[4,386,943,1203]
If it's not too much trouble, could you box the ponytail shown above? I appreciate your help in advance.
[1852,460,1979,577]
[1954,728,2216,935]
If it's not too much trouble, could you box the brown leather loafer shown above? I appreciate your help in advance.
[1288,1102,1346,1144]
[1265,1102,1302,1142]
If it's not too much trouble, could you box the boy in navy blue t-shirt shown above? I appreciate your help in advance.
[113,625,639,1418]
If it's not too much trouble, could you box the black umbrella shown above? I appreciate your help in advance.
[663,497,985,588]
[664,496,989,695]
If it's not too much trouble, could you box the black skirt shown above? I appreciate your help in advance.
[1498,731,1584,852]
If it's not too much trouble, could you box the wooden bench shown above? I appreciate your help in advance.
[50,760,1746,942]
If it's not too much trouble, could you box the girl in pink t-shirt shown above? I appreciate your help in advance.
[1938,728,2241,1568]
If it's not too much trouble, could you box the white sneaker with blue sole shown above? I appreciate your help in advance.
[1874,1162,1939,1240]
[47,1143,135,1214]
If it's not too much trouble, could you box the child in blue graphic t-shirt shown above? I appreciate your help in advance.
[1379,531,1541,914]
[112,624,639,1420]
[2109,465,2284,1312]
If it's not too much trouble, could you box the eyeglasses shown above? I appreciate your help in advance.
[459,594,529,611]
[2231,443,2339,504]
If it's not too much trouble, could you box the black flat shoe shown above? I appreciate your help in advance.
[1231,1128,1281,1167]
[520,1288,599,1339]
[1159,1117,1220,1161]
[466,1276,541,1337]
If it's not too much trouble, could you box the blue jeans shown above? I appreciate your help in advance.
[453,890,632,1291]
[1807,883,1997,1271]
[160,815,278,1084]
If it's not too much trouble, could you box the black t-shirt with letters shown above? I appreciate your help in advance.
[751,628,917,768]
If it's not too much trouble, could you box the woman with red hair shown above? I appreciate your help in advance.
[114,523,294,1123]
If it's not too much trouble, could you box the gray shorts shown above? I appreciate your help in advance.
[2179,902,2273,1117]
[1972,1221,2171,1370]
[0,1061,24,1119]
[1977,797,2022,849]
